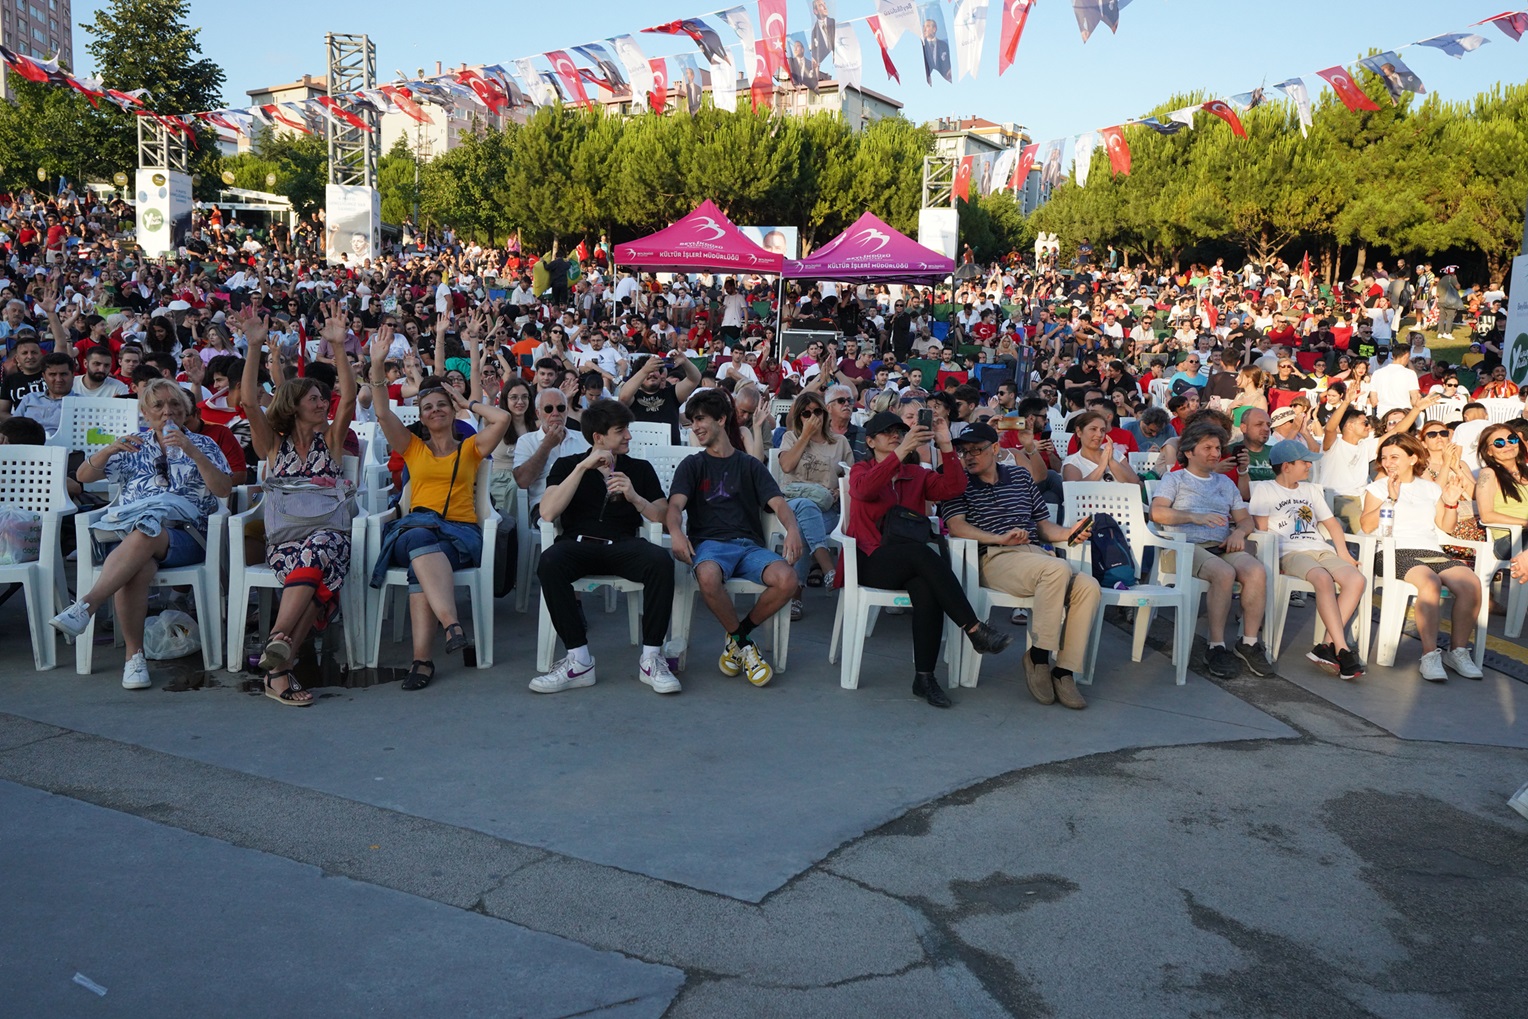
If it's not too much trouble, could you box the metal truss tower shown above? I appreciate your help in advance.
[326,33,380,187]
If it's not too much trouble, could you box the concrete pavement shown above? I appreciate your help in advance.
[1,587,1524,1016]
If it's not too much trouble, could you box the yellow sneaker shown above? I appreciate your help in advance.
[736,639,773,687]
[718,638,745,677]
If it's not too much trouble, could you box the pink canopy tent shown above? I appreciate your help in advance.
[783,212,954,284]
[613,200,784,274]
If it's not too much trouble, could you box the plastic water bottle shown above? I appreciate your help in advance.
[1378,499,1395,538]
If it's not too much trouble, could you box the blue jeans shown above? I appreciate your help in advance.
[391,527,471,593]
[788,498,837,586]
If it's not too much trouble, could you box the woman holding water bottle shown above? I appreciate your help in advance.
[50,379,233,690]
[1360,432,1483,682]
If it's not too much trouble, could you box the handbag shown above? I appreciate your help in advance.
[879,473,938,545]
[263,475,357,546]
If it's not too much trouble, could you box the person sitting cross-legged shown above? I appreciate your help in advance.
[532,399,677,694]
[665,389,806,688]
[1150,417,1270,680]
[941,423,1101,709]
[1249,440,1367,680]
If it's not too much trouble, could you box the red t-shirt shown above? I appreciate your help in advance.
[970,321,997,343]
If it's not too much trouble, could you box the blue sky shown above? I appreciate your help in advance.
[77,1,1527,139]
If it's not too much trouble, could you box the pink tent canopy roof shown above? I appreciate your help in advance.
[783,212,955,284]
[613,200,784,274]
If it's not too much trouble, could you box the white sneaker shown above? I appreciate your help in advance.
[50,600,92,643]
[1509,781,1528,822]
[1419,649,1447,683]
[1442,647,1483,679]
[529,655,597,693]
[1010,608,1029,625]
[639,654,681,694]
[121,651,151,690]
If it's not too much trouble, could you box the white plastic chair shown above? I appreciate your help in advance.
[45,396,142,451]
[0,447,76,669]
[1370,530,1495,670]
[391,402,420,426]
[1063,482,1200,685]
[1256,526,1377,663]
[1148,377,1172,408]
[671,510,794,673]
[225,457,367,671]
[827,476,962,689]
[534,519,671,671]
[1477,397,1523,424]
[948,536,1039,689]
[1493,525,1528,638]
[626,421,672,455]
[73,499,228,675]
[1127,451,1157,476]
[769,398,794,421]
[645,446,695,497]
[365,459,499,669]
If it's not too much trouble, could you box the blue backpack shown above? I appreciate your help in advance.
[1089,512,1138,589]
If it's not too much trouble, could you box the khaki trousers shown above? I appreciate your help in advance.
[979,546,1101,674]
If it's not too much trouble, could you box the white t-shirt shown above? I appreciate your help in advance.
[1366,306,1394,342]
[1365,476,1443,550]
[434,282,452,315]
[1318,434,1376,493]
[1369,362,1419,414]
[1452,418,1491,472]
[1063,450,1128,482]
[720,292,747,329]
[72,375,129,398]
[1250,480,1335,554]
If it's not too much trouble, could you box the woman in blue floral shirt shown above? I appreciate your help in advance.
[51,378,232,690]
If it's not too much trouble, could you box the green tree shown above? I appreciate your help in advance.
[0,78,132,191]
[82,0,224,115]
[377,136,420,226]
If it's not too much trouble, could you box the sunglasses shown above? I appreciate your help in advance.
[1423,430,1449,439]
[1492,436,1521,448]
[800,409,823,419]
[829,397,851,405]
[541,403,567,412]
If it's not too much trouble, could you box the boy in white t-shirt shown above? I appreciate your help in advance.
[1250,441,1366,680]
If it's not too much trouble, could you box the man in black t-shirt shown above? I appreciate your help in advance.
[531,399,678,695]
[0,332,47,419]
[618,351,701,444]
[667,389,804,688]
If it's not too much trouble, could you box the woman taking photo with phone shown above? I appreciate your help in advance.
[845,411,1011,708]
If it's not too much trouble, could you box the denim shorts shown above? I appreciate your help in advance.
[692,538,783,585]
[157,528,206,569]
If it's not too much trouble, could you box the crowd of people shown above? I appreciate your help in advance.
[1,190,1521,706]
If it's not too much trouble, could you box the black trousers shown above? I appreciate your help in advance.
[859,542,977,672]
[537,537,674,649]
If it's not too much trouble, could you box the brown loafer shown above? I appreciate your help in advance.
[1053,672,1087,710]
[1024,655,1055,705]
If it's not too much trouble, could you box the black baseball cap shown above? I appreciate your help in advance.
[864,410,911,437]
[953,423,999,446]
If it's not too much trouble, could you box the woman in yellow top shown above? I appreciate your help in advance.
[1473,423,1528,559]
[369,324,513,690]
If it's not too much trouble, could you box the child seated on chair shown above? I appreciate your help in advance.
[1249,440,1366,681]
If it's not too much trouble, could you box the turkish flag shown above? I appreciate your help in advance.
[758,0,789,78]
[1316,66,1379,112]
[317,95,373,133]
[1099,126,1131,175]
[648,57,669,114]
[545,51,594,110]
[998,0,1036,75]
[380,86,433,124]
[954,156,974,202]
[866,15,901,84]
[262,104,312,134]
[1011,143,1038,190]
[0,45,58,84]
[751,40,774,112]
[1201,99,1247,139]
[1479,12,1528,41]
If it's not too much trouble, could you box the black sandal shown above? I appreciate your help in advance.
[402,659,435,691]
[442,623,473,655]
[263,670,313,707]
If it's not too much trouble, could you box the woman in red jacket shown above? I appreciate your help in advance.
[847,411,1011,707]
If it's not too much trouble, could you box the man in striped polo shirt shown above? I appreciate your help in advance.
[940,424,1101,710]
